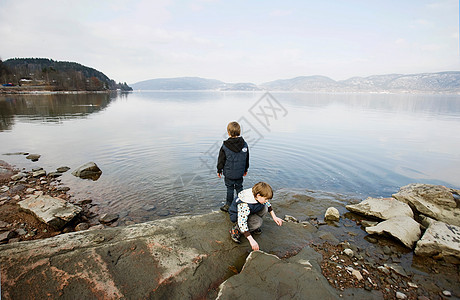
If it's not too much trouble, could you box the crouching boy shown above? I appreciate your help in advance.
[228,182,283,251]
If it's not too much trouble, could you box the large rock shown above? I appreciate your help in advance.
[0,212,320,299]
[18,195,82,229]
[415,221,460,264]
[217,249,339,300]
[392,184,460,226]
[72,162,102,180]
[365,216,421,248]
[346,197,413,220]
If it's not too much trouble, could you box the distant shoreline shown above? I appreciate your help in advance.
[0,86,126,95]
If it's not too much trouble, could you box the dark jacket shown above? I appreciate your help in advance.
[217,137,249,179]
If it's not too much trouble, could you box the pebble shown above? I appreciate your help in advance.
[351,269,363,281]
[75,223,90,231]
[284,215,298,223]
[0,186,9,193]
[396,291,407,299]
[442,290,452,297]
[343,248,354,257]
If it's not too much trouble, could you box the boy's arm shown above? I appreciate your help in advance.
[266,202,283,226]
[245,146,249,173]
[216,146,226,176]
[237,203,260,251]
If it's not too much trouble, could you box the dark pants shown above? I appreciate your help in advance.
[224,177,243,206]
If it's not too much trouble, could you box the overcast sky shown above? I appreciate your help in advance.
[1,0,459,84]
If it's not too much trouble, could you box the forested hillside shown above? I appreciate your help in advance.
[0,58,132,91]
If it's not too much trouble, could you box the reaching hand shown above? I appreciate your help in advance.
[217,173,222,178]
[273,216,284,226]
[249,238,259,251]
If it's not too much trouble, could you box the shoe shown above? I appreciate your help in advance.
[251,228,262,235]
[220,204,229,212]
[230,224,241,243]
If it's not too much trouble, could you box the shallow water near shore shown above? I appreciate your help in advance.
[1,91,460,224]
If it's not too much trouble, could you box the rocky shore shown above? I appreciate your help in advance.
[0,159,459,299]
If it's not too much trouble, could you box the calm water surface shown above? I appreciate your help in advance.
[1,92,459,223]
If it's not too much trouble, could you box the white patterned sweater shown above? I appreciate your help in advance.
[236,189,272,237]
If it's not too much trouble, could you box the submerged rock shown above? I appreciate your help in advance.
[26,154,41,161]
[365,216,421,248]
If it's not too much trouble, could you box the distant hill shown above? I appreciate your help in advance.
[131,77,225,90]
[1,58,132,91]
[262,72,460,93]
[131,72,460,93]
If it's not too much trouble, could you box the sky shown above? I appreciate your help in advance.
[1,0,459,84]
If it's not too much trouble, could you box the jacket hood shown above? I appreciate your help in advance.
[223,137,246,152]
[237,188,258,204]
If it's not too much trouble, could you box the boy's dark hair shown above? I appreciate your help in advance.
[252,182,273,199]
[227,121,241,137]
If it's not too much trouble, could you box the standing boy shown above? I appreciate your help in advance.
[217,121,249,212]
[228,182,284,251]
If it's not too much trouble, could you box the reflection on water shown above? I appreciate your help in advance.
[0,93,114,131]
[0,91,459,224]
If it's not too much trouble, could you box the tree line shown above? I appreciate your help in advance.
[0,58,132,91]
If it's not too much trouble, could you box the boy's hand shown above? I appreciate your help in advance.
[273,216,284,226]
[243,172,247,176]
[217,173,222,178]
[248,236,259,251]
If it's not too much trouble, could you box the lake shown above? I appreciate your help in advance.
[1,91,459,224]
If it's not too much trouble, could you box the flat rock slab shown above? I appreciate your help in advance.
[217,249,339,300]
[346,197,413,220]
[366,216,421,249]
[18,195,82,229]
[0,212,319,299]
[415,221,460,264]
[392,183,460,226]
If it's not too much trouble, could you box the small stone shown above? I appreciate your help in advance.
[75,223,90,231]
[15,228,27,236]
[26,154,41,161]
[284,215,298,223]
[351,269,363,281]
[417,296,430,300]
[99,213,119,224]
[56,166,70,173]
[442,290,452,297]
[0,186,9,193]
[382,245,392,255]
[0,220,10,229]
[325,207,340,221]
[32,170,46,177]
[77,199,93,205]
[48,172,63,178]
[396,291,407,299]
[377,266,390,275]
[12,195,21,201]
[343,248,354,257]
[11,172,28,181]
[57,186,70,192]
[407,282,418,288]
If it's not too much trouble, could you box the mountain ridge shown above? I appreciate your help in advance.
[131,71,460,93]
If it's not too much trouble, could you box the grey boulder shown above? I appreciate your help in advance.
[72,162,102,180]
